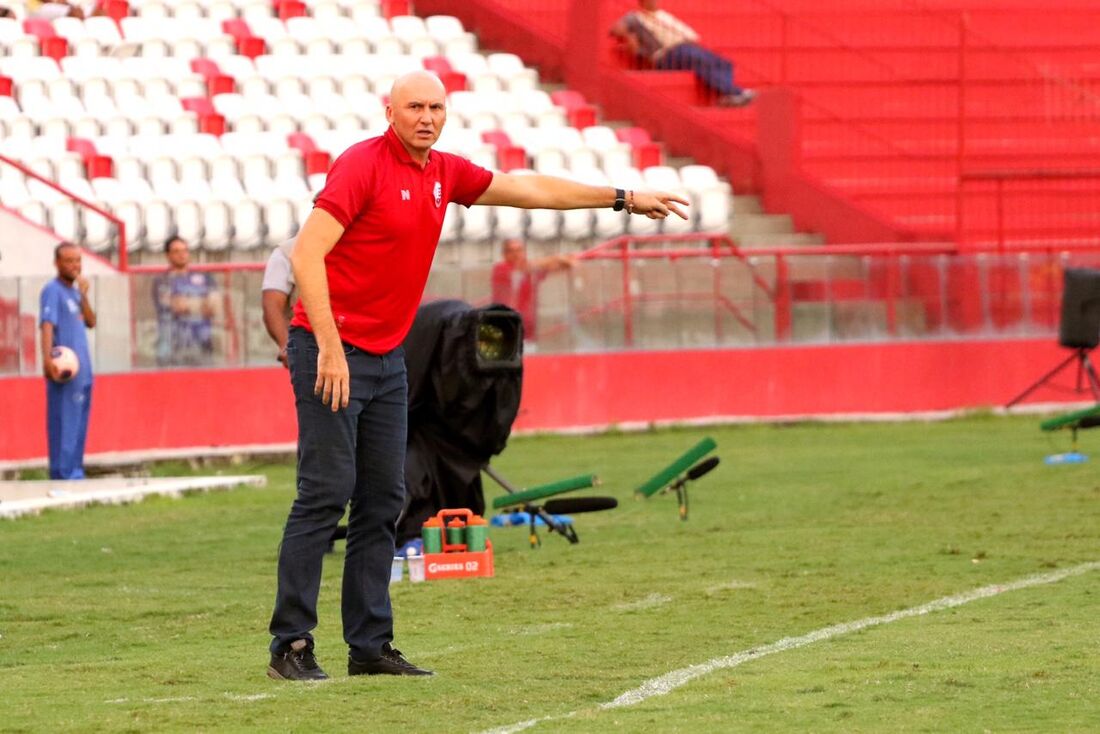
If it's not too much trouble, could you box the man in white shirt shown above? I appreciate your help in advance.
[261,239,296,367]
[612,0,755,107]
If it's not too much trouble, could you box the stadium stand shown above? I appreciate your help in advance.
[441,0,1100,249]
[0,0,744,260]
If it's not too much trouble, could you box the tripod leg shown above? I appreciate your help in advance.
[1007,351,1081,407]
[1081,352,1100,401]
[484,464,521,494]
[528,514,540,548]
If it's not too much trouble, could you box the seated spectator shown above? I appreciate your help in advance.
[490,239,575,343]
[31,1,106,19]
[611,0,755,107]
[152,236,219,366]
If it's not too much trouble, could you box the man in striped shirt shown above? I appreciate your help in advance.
[612,0,755,107]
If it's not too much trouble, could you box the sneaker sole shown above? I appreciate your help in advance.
[348,667,434,676]
[267,665,328,681]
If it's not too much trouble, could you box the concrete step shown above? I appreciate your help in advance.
[731,195,763,215]
[731,213,795,235]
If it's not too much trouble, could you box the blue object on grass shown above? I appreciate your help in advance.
[396,538,424,557]
[1044,452,1088,465]
[490,512,573,527]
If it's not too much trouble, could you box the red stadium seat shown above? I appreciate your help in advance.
[206,74,235,96]
[198,113,226,136]
[496,145,527,172]
[190,58,222,79]
[22,18,56,40]
[480,130,512,149]
[441,71,467,95]
[66,137,97,157]
[287,132,318,154]
[614,126,652,147]
[236,36,267,59]
[221,19,252,42]
[40,36,70,62]
[102,0,130,22]
[304,150,332,176]
[614,127,661,167]
[181,97,216,115]
[422,55,452,76]
[276,0,306,21]
[84,154,114,179]
[483,130,528,170]
[380,0,409,18]
[551,90,597,129]
[421,56,466,93]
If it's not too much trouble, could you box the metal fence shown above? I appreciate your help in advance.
[8,240,1100,376]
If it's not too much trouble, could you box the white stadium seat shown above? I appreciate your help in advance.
[0,4,735,257]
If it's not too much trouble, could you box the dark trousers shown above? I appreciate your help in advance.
[657,42,743,96]
[46,378,92,480]
[269,327,408,661]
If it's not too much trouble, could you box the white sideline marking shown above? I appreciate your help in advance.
[480,561,1100,734]
[612,593,672,612]
[511,622,573,636]
[705,580,758,595]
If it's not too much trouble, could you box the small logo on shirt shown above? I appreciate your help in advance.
[66,297,79,314]
[401,190,411,201]
[433,181,442,208]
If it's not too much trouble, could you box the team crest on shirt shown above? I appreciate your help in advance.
[433,181,442,208]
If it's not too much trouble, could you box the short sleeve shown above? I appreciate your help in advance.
[314,143,375,227]
[448,156,494,208]
[262,249,294,294]
[39,284,59,327]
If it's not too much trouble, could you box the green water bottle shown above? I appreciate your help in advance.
[445,517,466,548]
[421,516,443,554]
[465,515,488,552]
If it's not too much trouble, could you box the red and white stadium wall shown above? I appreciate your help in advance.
[0,339,1078,463]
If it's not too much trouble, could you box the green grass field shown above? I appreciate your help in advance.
[2,415,1098,733]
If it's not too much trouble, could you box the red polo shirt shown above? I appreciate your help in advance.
[291,127,493,352]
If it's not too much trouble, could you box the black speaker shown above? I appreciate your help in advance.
[1058,268,1100,349]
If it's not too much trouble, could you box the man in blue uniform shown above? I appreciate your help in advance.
[39,241,97,480]
[153,236,219,366]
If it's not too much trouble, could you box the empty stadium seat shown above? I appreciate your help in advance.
[0,2,741,260]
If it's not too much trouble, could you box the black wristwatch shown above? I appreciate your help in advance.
[612,188,626,211]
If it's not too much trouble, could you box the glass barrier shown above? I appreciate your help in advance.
[6,249,1100,377]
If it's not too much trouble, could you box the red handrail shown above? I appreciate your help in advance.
[0,153,128,269]
[958,168,1100,252]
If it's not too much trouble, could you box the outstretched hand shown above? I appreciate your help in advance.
[629,191,690,220]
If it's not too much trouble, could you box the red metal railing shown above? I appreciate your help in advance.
[572,234,963,345]
[958,168,1100,251]
[0,153,127,268]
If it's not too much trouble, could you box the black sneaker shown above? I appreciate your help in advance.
[268,639,329,681]
[348,643,434,676]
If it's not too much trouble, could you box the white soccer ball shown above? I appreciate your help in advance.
[51,345,80,382]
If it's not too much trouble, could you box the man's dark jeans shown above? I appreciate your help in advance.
[658,42,743,97]
[269,326,408,661]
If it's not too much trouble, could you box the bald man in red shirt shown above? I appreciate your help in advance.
[267,71,687,681]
